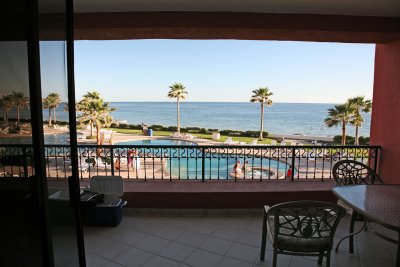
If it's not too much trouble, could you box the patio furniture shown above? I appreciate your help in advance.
[332,159,382,186]
[223,137,238,145]
[333,185,400,266]
[170,132,183,138]
[260,200,346,267]
[332,159,383,253]
[212,132,220,140]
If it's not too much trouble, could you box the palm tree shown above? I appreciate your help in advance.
[250,87,273,140]
[0,95,13,124]
[10,91,29,124]
[76,91,101,137]
[167,83,188,133]
[77,91,116,145]
[348,96,372,145]
[42,93,61,126]
[324,102,353,145]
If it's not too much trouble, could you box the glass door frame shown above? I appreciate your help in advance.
[27,0,86,265]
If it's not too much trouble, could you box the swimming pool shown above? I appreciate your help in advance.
[167,155,289,179]
[117,139,289,179]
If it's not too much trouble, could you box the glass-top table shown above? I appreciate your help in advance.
[333,184,400,266]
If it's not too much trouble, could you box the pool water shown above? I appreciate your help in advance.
[118,140,289,179]
[167,156,289,179]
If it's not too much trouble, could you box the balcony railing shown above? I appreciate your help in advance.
[0,144,380,181]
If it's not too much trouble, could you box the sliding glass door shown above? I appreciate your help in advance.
[0,0,85,266]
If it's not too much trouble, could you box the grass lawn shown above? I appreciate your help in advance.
[108,128,276,144]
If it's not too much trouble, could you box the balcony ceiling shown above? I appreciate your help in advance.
[33,0,400,43]
[72,0,400,17]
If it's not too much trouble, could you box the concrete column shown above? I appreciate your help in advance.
[371,39,400,183]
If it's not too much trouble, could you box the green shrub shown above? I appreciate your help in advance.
[358,136,370,145]
[333,135,356,145]
[129,124,141,130]
[165,126,178,132]
[85,158,96,165]
[219,129,268,138]
[151,124,164,131]
[101,157,112,165]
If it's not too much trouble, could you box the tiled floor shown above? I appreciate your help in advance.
[58,209,398,267]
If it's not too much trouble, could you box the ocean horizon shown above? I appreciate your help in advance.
[37,102,370,137]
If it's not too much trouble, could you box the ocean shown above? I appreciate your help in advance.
[47,102,371,137]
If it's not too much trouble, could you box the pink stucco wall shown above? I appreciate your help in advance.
[371,39,400,183]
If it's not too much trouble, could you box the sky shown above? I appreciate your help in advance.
[43,40,375,103]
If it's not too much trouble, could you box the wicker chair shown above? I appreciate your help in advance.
[332,159,383,253]
[260,201,346,267]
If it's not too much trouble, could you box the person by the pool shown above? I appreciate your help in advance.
[233,161,242,174]
[128,149,137,167]
[286,165,293,178]
[242,161,251,173]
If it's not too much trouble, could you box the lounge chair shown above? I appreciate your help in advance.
[250,139,258,145]
[170,132,183,138]
[96,158,112,170]
[0,127,9,134]
[184,133,196,140]
[77,133,86,140]
[223,137,238,145]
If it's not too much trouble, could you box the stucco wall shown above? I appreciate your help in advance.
[371,39,400,183]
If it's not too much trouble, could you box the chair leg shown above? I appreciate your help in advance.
[272,248,278,267]
[326,251,331,267]
[318,251,324,265]
[349,212,357,254]
[260,211,268,260]
[396,231,400,267]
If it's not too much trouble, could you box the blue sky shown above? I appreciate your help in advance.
[70,40,375,103]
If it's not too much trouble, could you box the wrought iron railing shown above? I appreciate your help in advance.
[0,144,380,181]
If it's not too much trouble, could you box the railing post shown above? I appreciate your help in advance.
[373,147,379,174]
[201,147,205,182]
[291,147,296,181]
[110,147,115,176]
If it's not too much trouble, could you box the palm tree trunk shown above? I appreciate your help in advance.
[90,123,93,137]
[177,99,180,133]
[354,126,359,145]
[48,109,52,126]
[96,125,102,156]
[53,107,57,123]
[96,125,101,145]
[341,120,346,145]
[17,106,20,124]
[3,111,6,123]
[5,110,8,124]
[259,103,264,140]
